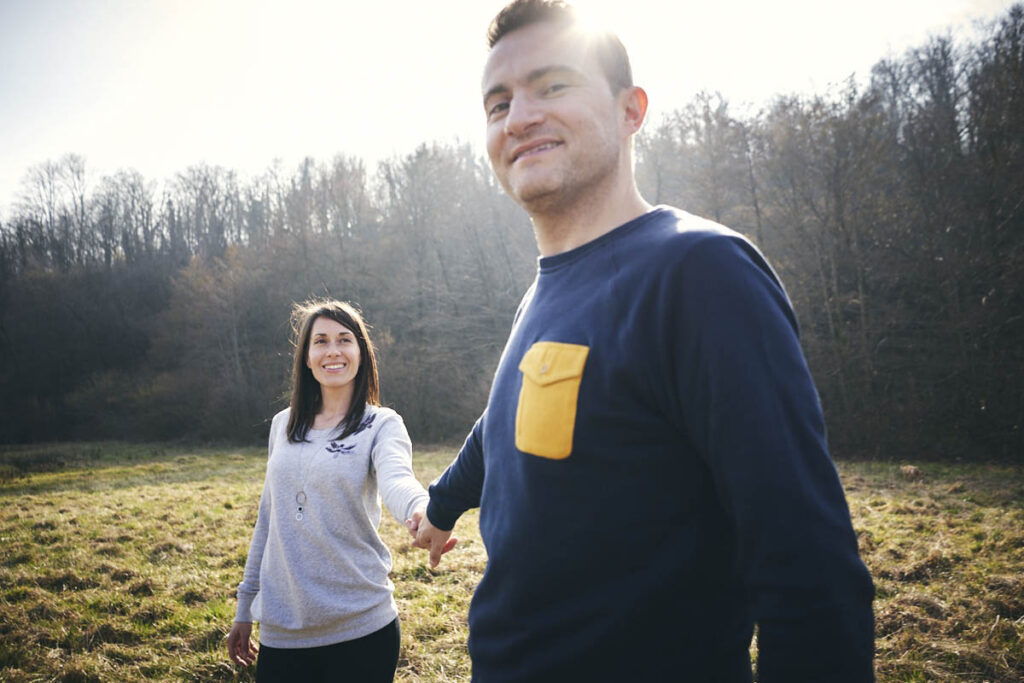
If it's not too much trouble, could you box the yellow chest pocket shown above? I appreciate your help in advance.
[515,341,590,460]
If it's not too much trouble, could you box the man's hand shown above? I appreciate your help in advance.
[226,621,257,666]
[406,506,457,568]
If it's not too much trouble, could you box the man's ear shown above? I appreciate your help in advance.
[620,86,648,136]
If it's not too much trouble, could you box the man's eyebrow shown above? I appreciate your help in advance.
[483,82,510,104]
[483,65,583,103]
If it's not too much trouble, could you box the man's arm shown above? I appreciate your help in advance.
[672,235,875,682]
[408,411,487,567]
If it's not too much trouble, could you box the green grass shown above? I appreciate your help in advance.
[0,443,1021,681]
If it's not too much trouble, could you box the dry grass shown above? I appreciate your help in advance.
[0,442,478,682]
[847,461,1024,682]
[0,443,1021,681]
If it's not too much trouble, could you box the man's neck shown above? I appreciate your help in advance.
[530,184,652,257]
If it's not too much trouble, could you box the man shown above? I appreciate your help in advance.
[410,1,875,680]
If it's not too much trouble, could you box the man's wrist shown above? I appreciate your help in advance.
[425,499,459,531]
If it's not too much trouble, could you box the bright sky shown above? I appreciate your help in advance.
[0,0,1016,217]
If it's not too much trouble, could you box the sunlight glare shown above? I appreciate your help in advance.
[0,0,1018,213]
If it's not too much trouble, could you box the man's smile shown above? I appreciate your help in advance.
[511,139,563,163]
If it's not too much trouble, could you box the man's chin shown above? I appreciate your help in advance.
[510,179,562,209]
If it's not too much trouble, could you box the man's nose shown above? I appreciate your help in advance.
[504,95,544,137]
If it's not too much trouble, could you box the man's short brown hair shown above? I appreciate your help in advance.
[486,0,634,92]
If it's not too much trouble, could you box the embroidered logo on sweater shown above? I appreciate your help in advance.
[350,413,376,437]
[325,413,377,456]
[327,442,356,457]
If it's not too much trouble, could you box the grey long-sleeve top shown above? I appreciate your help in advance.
[234,405,428,648]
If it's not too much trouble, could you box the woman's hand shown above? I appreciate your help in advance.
[408,506,458,568]
[226,621,258,667]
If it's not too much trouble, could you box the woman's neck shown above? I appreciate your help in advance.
[314,385,354,428]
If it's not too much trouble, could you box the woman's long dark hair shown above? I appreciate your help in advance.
[286,299,380,443]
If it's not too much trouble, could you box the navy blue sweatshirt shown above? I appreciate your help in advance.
[428,207,874,682]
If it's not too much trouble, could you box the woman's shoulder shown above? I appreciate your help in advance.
[271,407,291,426]
[358,404,407,436]
[365,404,399,420]
[268,407,291,439]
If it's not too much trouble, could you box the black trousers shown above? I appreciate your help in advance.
[256,618,400,683]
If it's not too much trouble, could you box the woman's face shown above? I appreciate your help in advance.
[305,316,361,391]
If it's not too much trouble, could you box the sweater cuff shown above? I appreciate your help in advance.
[234,593,256,623]
[404,492,430,527]
[426,499,462,532]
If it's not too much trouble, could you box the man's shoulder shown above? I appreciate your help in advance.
[651,205,746,240]
[635,206,758,263]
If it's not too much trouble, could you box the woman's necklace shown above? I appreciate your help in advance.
[295,410,344,520]
[294,438,318,521]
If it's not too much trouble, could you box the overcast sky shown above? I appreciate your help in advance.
[0,0,1016,216]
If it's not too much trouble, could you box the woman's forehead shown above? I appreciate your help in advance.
[311,316,353,334]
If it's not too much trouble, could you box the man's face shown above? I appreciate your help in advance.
[482,21,625,213]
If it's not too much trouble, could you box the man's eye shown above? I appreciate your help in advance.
[544,83,568,95]
[488,101,510,118]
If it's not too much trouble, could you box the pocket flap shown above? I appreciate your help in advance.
[518,341,589,387]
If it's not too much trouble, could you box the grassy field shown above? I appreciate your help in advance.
[0,443,1021,682]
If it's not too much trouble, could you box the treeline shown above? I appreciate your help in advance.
[1,6,1021,459]
[0,147,536,443]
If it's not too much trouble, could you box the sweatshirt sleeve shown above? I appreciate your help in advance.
[426,411,486,531]
[370,410,429,525]
[234,413,284,623]
[670,235,875,682]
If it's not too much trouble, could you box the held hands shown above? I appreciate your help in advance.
[226,621,258,667]
[406,506,457,568]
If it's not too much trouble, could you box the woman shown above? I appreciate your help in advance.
[227,299,445,682]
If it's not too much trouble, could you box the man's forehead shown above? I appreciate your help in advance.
[482,22,592,91]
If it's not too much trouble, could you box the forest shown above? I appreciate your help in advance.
[1,5,1021,461]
